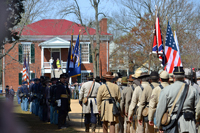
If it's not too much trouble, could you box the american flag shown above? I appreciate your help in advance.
[164,22,182,73]
[174,31,182,66]
[152,13,165,65]
[26,53,30,88]
[22,54,27,81]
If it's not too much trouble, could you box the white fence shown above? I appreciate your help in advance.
[43,60,67,69]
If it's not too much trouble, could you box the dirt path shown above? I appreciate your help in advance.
[13,98,103,133]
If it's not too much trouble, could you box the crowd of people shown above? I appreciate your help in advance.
[79,67,200,133]
[13,66,200,133]
[17,74,71,129]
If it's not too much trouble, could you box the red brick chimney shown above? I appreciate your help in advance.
[99,18,107,34]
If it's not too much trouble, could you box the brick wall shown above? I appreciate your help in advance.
[4,42,41,91]
[61,48,68,62]
[3,40,109,91]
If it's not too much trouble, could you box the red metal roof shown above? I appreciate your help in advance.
[21,19,111,36]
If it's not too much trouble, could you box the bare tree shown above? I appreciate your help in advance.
[110,0,200,71]
[57,0,109,77]
[0,0,54,60]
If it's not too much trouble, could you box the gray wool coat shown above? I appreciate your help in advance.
[156,81,199,132]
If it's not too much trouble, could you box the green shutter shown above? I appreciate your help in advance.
[19,73,22,85]
[89,44,93,63]
[31,73,35,80]
[18,44,22,63]
[31,44,35,63]
[77,76,81,83]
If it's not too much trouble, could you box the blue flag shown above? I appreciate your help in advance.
[67,35,81,77]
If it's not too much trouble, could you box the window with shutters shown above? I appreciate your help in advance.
[19,42,35,64]
[81,72,93,83]
[22,44,31,63]
[81,43,89,63]
[19,72,35,85]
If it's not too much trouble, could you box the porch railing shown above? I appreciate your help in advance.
[43,60,67,69]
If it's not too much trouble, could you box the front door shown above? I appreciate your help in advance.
[51,49,60,69]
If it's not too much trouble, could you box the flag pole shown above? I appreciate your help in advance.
[79,29,81,79]
[27,52,29,89]
[71,30,74,60]
[148,5,157,74]
[79,29,81,44]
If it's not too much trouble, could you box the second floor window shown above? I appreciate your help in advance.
[81,43,89,63]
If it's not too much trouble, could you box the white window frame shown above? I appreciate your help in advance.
[81,70,92,83]
[80,42,90,64]
[21,42,32,64]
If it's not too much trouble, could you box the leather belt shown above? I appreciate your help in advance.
[61,94,68,98]
[88,96,96,98]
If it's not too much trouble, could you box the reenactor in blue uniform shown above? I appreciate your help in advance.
[5,85,9,100]
[44,78,51,122]
[29,79,35,113]
[21,81,29,111]
[38,77,48,121]
[32,78,40,116]
[55,74,70,129]
[64,74,71,117]
[49,78,57,124]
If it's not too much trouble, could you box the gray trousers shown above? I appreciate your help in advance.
[115,115,124,133]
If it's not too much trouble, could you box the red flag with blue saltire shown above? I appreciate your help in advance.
[164,22,182,73]
[152,13,165,66]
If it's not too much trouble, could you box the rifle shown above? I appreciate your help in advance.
[191,66,194,86]
[81,107,83,127]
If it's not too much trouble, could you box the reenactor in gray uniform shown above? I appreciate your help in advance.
[120,75,137,133]
[137,72,157,133]
[148,71,169,131]
[149,71,160,89]
[128,70,145,133]
[196,71,200,86]
[156,66,199,133]
[116,77,128,133]
[184,68,200,94]
[79,75,101,133]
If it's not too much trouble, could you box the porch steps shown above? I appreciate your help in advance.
[51,69,63,78]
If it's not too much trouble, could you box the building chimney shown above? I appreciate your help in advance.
[99,18,107,34]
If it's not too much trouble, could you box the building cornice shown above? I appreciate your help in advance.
[20,35,113,42]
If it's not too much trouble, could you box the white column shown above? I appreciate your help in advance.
[41,47,44,76]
